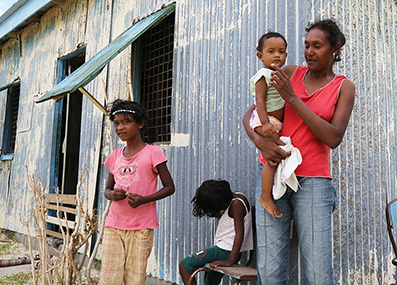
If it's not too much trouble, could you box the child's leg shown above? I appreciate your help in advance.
[179,246,230,285]
[259,162,282,218]
[254,127,282,218]
[124,228,154,285]
[98,228,125,285]
[179,262,196,285]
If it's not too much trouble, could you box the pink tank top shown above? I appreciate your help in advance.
[280,66,346,178]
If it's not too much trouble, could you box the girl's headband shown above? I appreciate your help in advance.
[112,109,136,116]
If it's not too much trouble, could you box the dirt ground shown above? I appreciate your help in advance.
[0,232,38,261]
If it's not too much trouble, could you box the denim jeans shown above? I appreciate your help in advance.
[255,164,336,285]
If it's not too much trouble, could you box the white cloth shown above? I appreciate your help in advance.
[272,136,302,200]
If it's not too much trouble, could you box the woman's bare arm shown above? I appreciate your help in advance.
[269,64,355,148]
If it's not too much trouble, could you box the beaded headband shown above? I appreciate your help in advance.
[112,109,136,116]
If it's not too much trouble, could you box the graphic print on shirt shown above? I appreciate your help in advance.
[115,162,140,190]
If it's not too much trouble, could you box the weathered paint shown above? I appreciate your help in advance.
[0,0,396,284]
[36,4,175,103]
[170,133,189,147]
[0,0,54,40]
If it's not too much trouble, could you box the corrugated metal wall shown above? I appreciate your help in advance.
[0,0,396,284]
[150,0,397,284]
[329,1,397,284]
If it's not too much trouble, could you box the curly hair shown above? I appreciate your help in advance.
[191,179,234,218]
[256,31,287,52]
[107,99,148,125]
[306,19,346,62]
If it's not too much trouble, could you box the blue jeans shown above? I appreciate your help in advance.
[255,164,336,285]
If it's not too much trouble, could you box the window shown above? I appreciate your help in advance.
[138,12,175,144]
[1,83,20,158]
[51,50,85,195]
[47,50,85,232]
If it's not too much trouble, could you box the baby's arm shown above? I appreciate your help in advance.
[104,173,127,201]
[127,162,175,208]
[255,78,278,137]
[208,200,246,268]
[243,104,289,167]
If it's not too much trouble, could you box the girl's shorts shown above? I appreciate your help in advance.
[180,246,232,274]
[249,108,283,132]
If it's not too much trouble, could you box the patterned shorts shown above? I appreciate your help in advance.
[99,227,154,285]
[249,108,283,132]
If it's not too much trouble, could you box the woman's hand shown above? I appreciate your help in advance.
[256,137,289,167]
[267,64,355,149]
[269,64,296,103]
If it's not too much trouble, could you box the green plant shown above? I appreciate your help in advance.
[0,272,33,285]
[0,242,13,256]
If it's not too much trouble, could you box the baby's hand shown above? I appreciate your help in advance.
[112,189,127,201]
[126,193,145,208]
[261,122,277,137]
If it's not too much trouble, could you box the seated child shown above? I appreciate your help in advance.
[179,180,253,285]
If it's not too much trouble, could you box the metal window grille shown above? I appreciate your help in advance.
[139,13,174,144]
[8,84,20,153]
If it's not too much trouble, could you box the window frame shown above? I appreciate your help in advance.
[134,12,175,144]
[1,82,20,160]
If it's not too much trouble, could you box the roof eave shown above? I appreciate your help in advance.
[0,0,57,45]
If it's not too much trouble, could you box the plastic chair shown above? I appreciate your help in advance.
[386,198,397,266]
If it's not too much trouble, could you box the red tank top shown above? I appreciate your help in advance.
[280,66,346,178]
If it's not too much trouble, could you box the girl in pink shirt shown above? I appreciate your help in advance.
[99,99,175,285]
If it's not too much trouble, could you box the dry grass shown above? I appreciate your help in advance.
[0,271,37,285]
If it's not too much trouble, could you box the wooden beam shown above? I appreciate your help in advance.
[51,0,65,7]
[26,16,40,23]
[6,31,18,39]
[46,229,65,239]
[47,204,77,215]
[78,87,108,115]
[46,216,75,229]
[46,194,76,204]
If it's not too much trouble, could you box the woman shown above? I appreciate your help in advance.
[243,19,355,284]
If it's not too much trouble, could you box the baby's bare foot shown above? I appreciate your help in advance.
[258,196,282,218]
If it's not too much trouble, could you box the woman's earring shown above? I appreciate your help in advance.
[333,53,336,60]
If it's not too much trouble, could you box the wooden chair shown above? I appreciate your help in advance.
[386,198,397,266]
[45,193,77,240]
[188,206,257,285]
